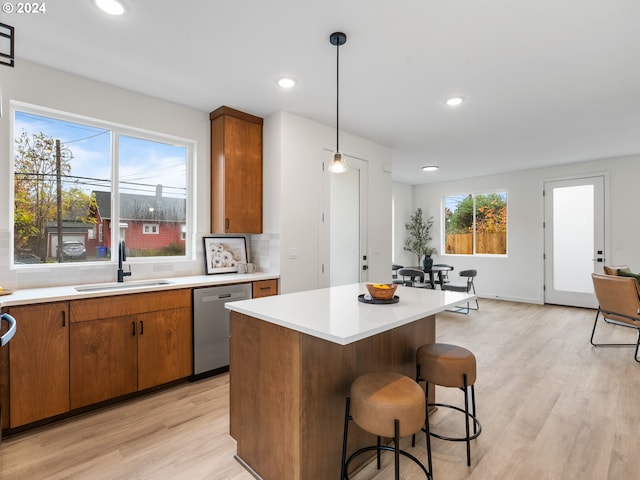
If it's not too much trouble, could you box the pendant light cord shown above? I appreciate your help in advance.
[336,39,340,153]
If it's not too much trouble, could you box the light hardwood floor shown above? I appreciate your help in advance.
[1,299,638,479]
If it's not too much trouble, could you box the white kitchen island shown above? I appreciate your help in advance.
[225,283,474,480]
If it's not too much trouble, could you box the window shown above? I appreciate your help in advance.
[143,223,159,234]
[444,192,507,255]
[12,104,192,265]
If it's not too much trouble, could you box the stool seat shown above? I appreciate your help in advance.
[416,343,476,387]
[351,372,425,438]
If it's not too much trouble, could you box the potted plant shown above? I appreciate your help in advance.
[404,208,437,269]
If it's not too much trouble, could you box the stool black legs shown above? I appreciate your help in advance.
[340,397,351,480]
[425,376,482,468]
[415,370,482,475]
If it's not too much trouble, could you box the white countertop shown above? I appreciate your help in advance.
[225,283,474,345]
[0,272,279,307]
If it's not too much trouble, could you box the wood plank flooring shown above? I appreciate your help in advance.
[1,299,639,479]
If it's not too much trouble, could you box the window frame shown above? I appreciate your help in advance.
[143,223,160,235]
[442,189,508,257]
[10,101,196,268]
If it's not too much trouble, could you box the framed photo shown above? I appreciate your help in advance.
[203,236,248,274]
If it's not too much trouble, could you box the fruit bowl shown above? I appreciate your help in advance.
[365,283,398,301]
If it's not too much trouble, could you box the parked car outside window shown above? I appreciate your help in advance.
[61,241,86,259]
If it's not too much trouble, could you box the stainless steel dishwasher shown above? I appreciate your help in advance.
[193,283,252,376]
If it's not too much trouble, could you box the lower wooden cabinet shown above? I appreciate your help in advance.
[8,302,70,428]
[137,307,192,391]
[252,279,278,298]
[3,282,279,429]
[69,315,138,409]
[69,289,192,410]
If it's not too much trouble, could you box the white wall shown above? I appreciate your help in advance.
[0,60,210,289]
[265,112,392,294]
[392,182,414,268]
[396,155,640,304]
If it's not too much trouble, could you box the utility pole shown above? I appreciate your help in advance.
[56,139,63,263]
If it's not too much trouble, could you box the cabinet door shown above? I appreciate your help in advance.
[8,302,69,427]
[137,307,192,391]
[211,107,263,234]
[252,279,278,298]
[70,316,138,409]
[223,116,263,233]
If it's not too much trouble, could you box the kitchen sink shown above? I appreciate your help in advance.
[74,279,175,292]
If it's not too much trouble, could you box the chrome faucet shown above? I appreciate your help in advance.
[117,240,132,282]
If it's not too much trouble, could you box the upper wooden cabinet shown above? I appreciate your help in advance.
[210,106,263,234]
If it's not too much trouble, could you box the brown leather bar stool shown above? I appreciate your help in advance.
[341,372,432,480]
[415,343,482,474]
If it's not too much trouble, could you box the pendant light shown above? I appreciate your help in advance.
[328,32,348,173]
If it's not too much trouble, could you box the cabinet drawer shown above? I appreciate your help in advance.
[70,289,191,323]
[252,279,278,298]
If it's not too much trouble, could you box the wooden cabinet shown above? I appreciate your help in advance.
[69,289,192,409]
[69,316,137,409]
[8,302,69,427]
[252,279,278,298]
[210,106,263,234]
[137,307,192,391]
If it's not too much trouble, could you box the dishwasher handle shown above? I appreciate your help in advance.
[1,313,17,347]
[200,291,249,303]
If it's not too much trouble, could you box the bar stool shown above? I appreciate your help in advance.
[341,372,432,480]
[415,343,482,474]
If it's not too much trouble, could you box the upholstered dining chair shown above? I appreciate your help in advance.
[397,268,431,288]
[442,269,478,314]
[591,273,640,363]
[392,264,405,284]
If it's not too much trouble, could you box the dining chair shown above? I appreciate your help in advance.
[392,264,405,284]
[442,269,478,313]
[590,273,640,363]
[432,264,453,287]
[397,268,431,288]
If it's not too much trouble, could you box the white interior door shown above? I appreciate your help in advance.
[544,176,605,308]
[320,150,368,287]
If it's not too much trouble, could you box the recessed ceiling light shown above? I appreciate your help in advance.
[422,166,439,172]
[445,96,464,107]
[95,0,125,15]
[278,78,296,89]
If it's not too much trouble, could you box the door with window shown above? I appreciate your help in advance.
[544,176,605,308]
[320,150,368,287]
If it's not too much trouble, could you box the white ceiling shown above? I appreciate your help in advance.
[4,0,640,185]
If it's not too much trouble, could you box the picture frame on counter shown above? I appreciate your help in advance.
[203,236,248,275]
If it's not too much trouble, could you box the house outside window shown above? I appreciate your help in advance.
[12,103,192,265]
[444,192,507,255]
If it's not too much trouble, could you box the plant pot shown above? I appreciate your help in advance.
[423,256,434,270]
